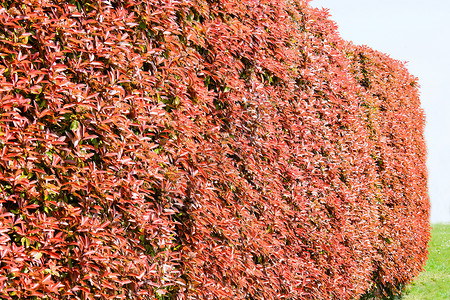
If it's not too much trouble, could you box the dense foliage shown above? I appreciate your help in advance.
[0,0,429,299]
[348,46,429,298]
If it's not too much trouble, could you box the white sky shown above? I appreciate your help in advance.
[310,0,450,223]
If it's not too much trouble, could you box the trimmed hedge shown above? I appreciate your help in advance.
[348,46,429,298]
[0,0,429,299]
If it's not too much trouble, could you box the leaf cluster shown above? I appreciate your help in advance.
[0,0,429,299]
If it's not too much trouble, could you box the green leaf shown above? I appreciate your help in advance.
[70,120,79,131]
[21,237,30,248]
[33,252,43,260]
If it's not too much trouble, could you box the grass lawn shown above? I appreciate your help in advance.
[403,223,450,299]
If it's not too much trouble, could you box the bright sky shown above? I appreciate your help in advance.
[310,0,450,223]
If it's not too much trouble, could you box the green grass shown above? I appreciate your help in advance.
[403,223,450,300]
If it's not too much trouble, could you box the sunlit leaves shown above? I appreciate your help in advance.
[0,0,428,299]
[348,46,429,298]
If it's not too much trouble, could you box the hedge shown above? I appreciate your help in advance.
[0,0,429,299]
[348,46,429,298]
